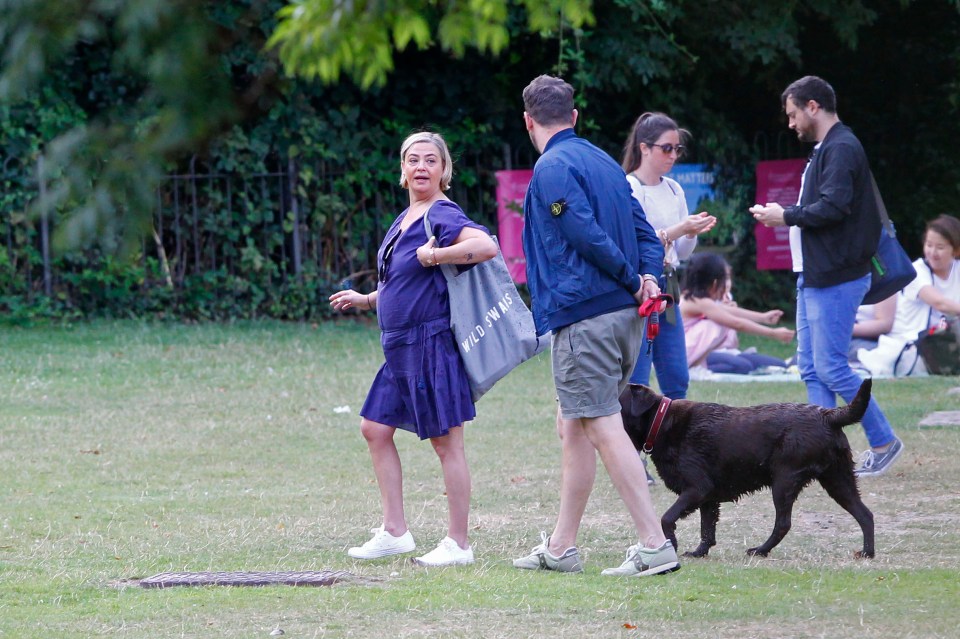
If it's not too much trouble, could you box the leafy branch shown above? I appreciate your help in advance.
[268,0,594,87]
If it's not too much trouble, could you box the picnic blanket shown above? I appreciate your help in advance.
[689,365,882,383]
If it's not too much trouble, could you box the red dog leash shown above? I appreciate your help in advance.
[637,293,675,453]
[643,397,672,454]
[637,293,674,355]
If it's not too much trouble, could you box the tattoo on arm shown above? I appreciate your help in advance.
[462,252,474,263]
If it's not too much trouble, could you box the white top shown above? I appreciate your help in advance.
[789,225,803,273]
[858,256,960,376]
[855,304,877,324]
[789,143,821,274]
[889,257,960,341]
[627,174,695,267]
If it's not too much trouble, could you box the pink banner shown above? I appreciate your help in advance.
[495,169,533,283]
[754,158,806,270]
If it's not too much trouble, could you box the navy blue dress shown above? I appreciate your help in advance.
[360,200,488,440]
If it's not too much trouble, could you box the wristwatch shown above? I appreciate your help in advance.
[641,274,659,284]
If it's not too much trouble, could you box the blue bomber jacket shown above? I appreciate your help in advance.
[522,129,663,335]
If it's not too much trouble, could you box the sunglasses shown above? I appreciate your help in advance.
[650,143,686,158]
[378,231,402,283]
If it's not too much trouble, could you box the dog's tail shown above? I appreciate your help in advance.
[825,378,872,429]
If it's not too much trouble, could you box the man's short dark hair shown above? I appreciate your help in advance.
[523,75,575,127]
[781,76,837,113]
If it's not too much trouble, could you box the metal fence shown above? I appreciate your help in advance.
[151,152,506,288]
[2,147,514,308]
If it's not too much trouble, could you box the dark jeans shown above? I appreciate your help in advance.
[706,351,787,375]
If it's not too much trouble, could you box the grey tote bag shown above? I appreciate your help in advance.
[424,211,548,401]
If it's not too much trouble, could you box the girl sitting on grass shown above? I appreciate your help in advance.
[680,252,795,375]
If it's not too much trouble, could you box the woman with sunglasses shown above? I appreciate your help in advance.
[620,113,717,418]
[329,131,497,567]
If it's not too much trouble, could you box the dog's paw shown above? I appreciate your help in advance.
[746,547,770,557]
[854,550,875,559]
[683,543,711,558]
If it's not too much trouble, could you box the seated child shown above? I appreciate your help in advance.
[680,253,795,375]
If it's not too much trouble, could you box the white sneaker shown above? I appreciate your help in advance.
[347,526,416,559]
[412,536,474,567]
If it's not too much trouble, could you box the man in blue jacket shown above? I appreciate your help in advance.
[751,75,903,477]
[512,75,679,577]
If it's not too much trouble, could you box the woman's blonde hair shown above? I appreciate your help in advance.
[399,131,453,191]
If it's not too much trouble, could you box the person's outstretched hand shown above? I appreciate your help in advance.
[772,327,796,344]
[750,203,786,227]
[329,289,370,312]
[761,309,785,325]
[683,211,718,238]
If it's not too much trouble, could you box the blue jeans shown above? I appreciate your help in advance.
[629,307,688,399]
[706,351,787,375]
[796,273,896,448]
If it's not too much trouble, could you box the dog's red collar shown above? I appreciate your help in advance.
[643,397,671,454]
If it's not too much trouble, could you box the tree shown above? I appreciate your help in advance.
[0,0,595,250]
[0,0,257,249]
[268,0,594,88]
[2,0,958,318]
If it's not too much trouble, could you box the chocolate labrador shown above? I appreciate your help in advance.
[620,379,875,558]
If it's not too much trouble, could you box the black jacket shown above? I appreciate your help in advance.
[783,122,880,288]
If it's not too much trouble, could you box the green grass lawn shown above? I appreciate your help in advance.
[1,320,958,638]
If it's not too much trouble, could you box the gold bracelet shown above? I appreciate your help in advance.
[430,247,437,265]
[366,294,373,310]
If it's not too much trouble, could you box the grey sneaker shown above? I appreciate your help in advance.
[855,437,904,477]
[513,532,583,573]
[601,539,680,577]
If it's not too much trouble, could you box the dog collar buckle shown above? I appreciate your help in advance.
[643,397,671,454]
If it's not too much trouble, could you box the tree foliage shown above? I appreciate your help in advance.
[268,0,594,88]
[0,0,262,250]
[1,0,958,320]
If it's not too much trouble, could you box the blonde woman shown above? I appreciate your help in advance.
[330,132,497,566]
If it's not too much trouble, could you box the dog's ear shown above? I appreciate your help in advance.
[622,384,660,450]
[629,384,661,418]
